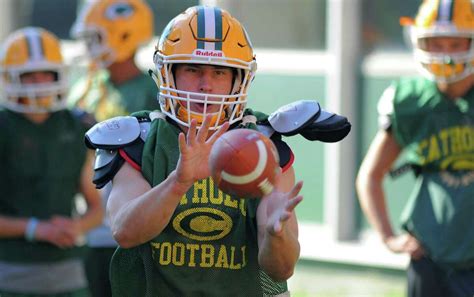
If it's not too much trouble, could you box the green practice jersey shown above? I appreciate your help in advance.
[381,77,474,268]
[109,111,289,297]
[0,109,89,263]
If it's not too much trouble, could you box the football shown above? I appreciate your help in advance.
[209,129,280,198]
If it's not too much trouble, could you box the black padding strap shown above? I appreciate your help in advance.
[270,134,293,169]
[300,114,351,143]
[94,154,125,189]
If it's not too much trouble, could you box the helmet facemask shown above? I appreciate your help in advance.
[409,26,474,83]
[402,0,474,83]
[1,66,68,113]
[75,26,117,68]
[153,51,256,130]
[153,6,257,130]
[71,0,154,69]
[0,27,68,113]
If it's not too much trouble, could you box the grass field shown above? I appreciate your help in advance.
[288,260,406,297]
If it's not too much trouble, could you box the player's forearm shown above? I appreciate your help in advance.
[356,172,394,241]
[0,216,29,238]
[258,219,300,281]
[111,170,192,248]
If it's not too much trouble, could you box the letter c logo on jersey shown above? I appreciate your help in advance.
[172,207,233,241]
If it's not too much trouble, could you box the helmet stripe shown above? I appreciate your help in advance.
[196,6,223,51]
[214,7,222,51]
[203,7,215,50]
[197,6,206,49]
[23,28,44,62]
[438,0,454,22]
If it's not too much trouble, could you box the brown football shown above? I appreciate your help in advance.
[209,129,280,198]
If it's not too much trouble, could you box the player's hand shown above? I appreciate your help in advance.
[34,219,77,248]
[175,115,229,186]
[260,174,303,236]
[50,215,83,243]
[384,233,425,259]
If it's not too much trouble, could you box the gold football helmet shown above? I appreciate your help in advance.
[153,6,257,130]
[402,0,474,83]
[0,27,68,113]
[71,0,153,67]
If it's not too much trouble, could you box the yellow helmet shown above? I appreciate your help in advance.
[71,0,153,67]
[0,27,68,113]
[153,6,257,130]
[402,0,474,83]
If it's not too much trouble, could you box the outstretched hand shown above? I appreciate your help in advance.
[175,115,229,187]
[259,174,304,236]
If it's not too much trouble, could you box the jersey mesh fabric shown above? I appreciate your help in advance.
[0,109,88,263]
[109,110,289,296]
[382,77,474,268]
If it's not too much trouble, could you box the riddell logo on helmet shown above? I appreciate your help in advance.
[193,50,224,57]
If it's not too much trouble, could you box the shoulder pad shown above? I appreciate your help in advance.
[270,134,293,170]
[95,149,117,170]
[93,149,125,189]
[268,100,320,136]
[85,116,141,150]
[299,110,351,143]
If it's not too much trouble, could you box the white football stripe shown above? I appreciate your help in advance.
[24,28,43,61]
[221,140,267,184]
[204,7,216,51]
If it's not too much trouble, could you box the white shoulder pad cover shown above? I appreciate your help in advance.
[86,116,141,149]
[268,100,321,136]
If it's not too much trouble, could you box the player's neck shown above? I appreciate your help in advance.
[437,75,474,100]
[23,112,50,124]
[107,58,142,85]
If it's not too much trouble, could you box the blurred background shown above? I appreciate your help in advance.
[0,0,423,296]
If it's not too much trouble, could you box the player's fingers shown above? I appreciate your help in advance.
[197,115,212,142]
[207,122,229,145]
[178,132,187,154]
[279,211,291,222]
[187,119,197,144]
[288,181,303,198]
[208,121,229,144]
[286,195,303,212]
[270,220,282,235]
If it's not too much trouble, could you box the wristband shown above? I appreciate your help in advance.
[25,217,39,242]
